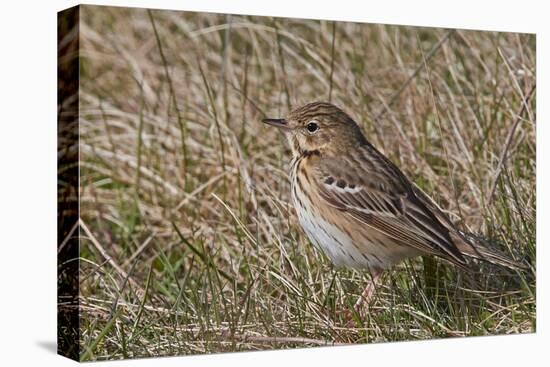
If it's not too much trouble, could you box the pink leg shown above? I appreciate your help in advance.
[354,269,383,312]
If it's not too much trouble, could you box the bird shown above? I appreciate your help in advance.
[262,101,525,313]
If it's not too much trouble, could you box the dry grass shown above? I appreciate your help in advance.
[75,5,535,361]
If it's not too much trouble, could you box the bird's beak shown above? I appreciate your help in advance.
[262,118,291,131]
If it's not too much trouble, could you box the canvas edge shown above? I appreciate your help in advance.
[57,4,80,362]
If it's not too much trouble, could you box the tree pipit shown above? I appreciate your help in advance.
[263,101,525,316]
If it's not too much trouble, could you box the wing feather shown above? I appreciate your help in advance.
[314,150,467,266]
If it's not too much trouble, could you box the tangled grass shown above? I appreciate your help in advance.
[73,4,535,361]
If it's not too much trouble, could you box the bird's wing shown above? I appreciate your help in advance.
[313,147,466,266]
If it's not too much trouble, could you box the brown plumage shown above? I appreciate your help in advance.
[263,101,525,310]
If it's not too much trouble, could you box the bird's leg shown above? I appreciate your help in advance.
[354,269,383,314]
[343,270,383,326]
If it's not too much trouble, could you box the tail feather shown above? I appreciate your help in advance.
[453,231,528,271]
[412,184,529,271]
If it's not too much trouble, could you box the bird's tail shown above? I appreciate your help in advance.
[412,184,529,271]
[452,230,529,271]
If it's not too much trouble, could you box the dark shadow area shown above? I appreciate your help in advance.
[36,340,58,355]
[58,5,81,362]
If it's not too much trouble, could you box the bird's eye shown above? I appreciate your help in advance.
[306,121,319,133]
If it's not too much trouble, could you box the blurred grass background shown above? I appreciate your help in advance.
[76,5,535,361]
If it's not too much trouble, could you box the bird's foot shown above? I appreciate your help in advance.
[343,272,382,327]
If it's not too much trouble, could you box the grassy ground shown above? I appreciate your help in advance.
[76,5,536,361]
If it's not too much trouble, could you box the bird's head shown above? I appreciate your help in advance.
[262,102,366,157]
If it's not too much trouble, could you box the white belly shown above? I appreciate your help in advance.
[292,185,376,269]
